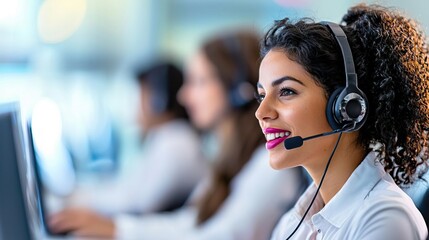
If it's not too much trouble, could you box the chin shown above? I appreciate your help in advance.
[191,118,208,130]
[269,156,287,170]
[269,151,299,170]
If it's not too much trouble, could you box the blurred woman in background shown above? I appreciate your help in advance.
[50,30,307,240]
[48,61,207,237]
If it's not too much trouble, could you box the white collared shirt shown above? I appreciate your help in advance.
[271,151,428,240]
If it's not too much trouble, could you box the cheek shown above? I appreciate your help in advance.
[140,87,154,111]
[142,97,158,124]
[201,88,228,122]
[292,97,331,135]
[141,98,152,114]
[277,103,316,133]
[302,104,325,130]
[268,98,332,169]
[177,86,187,106]
[183,84,227,129]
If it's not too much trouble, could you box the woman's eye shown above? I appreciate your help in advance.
[254,92,265,103]
[279,87,296,97]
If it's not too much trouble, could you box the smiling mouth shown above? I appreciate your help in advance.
[265,131,291,141]
[264,130,291,150]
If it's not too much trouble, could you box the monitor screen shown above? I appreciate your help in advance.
[0,102,41,240]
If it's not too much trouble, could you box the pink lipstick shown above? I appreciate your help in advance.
[264,127,291,150]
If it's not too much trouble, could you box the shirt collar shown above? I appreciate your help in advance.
[317,151,386,228]
[293,183,323,222]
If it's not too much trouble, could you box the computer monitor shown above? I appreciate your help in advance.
[0,102,41,240]
[27,119,68,237]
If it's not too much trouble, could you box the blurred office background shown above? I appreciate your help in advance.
[1,0,428,196]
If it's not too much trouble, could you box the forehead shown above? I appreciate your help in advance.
[259,49,316,88]
[187,51,212,71]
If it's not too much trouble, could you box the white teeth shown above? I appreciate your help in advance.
[265,131,291,141]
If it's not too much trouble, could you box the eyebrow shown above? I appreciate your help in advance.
[257,76,305,89]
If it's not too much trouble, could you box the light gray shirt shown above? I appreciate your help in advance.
[67,119,207,215]
[115,146,305,240]
[271,151,428,240]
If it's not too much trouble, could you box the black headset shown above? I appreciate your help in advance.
[150,67,169,113]
[322,21,368,132]
[221,35,255,109]
[285,22,370,240]
[136,63,183,114]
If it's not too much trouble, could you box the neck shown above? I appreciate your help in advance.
[305,133,366,204]
[214,114,235,144]
[145,112,177,131]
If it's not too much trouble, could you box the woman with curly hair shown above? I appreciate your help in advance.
[255,4,429,240]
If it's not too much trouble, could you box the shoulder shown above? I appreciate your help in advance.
[156,120,201,148]
[363,176,421,217]
[352,179,427,239]
[161,120,198,137]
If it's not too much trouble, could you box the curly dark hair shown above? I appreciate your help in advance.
[261,4,429,187]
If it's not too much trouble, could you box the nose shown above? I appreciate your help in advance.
[255,97,277,121]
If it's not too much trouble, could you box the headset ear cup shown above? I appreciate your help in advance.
[229,80,255,108]
[345,87,369,131]
[151,94,167,114]
[326,88,344,130]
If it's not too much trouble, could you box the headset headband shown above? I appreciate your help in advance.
[320,21,358,88]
